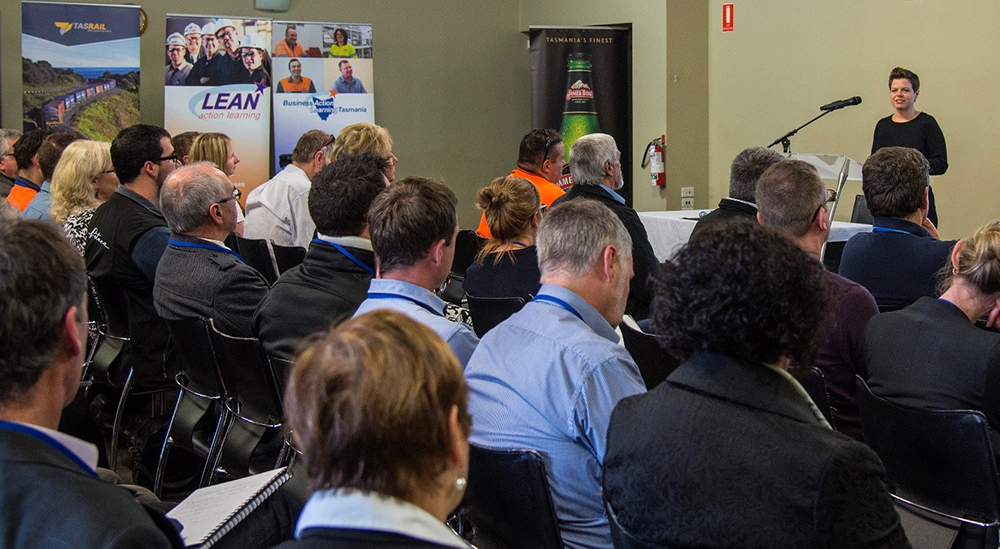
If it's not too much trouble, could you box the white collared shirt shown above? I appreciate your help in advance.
[244,164,314,248]
[315,233,373,252]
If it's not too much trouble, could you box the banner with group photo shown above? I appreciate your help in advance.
[529,26,632,205]
[271,21,375,170]
[164,14,272,205]
[22,1,141,140]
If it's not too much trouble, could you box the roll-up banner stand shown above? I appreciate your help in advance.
[22,1,141,139]
[529,26,632,205]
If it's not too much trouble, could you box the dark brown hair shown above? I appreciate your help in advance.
[476,176,540,265]
[367,177,457,273]
[889,67,920,93]
[862,146,929,218]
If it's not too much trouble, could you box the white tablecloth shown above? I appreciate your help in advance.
[638,210,872,262]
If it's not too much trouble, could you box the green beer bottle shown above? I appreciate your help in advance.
[559,52,600,164]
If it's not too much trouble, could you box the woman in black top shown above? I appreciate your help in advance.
[872,66,947,226]
[463,176,542,300]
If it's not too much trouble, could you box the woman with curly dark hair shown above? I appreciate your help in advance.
[603,221,909,548]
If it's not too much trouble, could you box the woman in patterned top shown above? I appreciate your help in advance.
[50,140,119,254]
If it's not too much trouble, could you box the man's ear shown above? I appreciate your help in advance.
[756,212,764,226]
[921,186,930,211]
[598,245,617,283]
[61,305,84,360]
[815,206,830,232]
[429,239,447,267]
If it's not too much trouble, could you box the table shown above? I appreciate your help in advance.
[638,210,872,262]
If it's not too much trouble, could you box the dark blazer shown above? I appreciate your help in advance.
[0,428,177,548]
[690,197,758,238]
[274,528,455,548]
[865,296,1000,427]
[604,352,909,549]
[153,234,269,337]
[551,185,658,319]
[254,240,375,360]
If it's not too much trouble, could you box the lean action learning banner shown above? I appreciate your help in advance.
[529,26,632,204]
[163,14,272,204]
[22,1,141,140]
[271,21,375,170]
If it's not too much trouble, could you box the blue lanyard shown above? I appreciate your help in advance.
[312,238,375,276]
[367,292,444,316]
[168,239,246,263]
[533,294,585,322]
[0,421,97,478]
[872,227,916,236]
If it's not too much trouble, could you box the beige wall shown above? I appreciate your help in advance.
[1,0,529,229]
[708,0,999,239]
[666,1,709,211]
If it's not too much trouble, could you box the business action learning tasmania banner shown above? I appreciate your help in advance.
[164,14,272,205]
[271,21,374,170]
[22,2,141,139]
[529,26,632,204]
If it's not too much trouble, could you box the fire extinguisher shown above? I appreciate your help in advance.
[642,135,666,187]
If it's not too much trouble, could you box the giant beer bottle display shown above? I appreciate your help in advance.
[559,52,600,163]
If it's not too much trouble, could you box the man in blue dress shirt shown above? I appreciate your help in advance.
[353,176,478,366]
[331,60,367,94]
[464,199,646,548]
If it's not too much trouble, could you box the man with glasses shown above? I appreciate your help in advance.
[476,128,567,238]
[208,19,246,86]
[755,159,878,440]
[164,33,193,86]
[185,22,219,86]
[182,23,203,65]
[86,125,178,388]
[0,129,22,198]
[155,163,268,337]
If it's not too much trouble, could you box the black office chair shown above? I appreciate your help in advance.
[856,376,1000,548]
[462,444,563,549]
[618,318,679,390]
[605,500,660,549]
[156,318,230,497]
[267,355,295,397]
[209,320,289,481]
[466,295,526,338]
[799,367,835,428]
[851,194,874,225]
[452,229,487,278]
[227,234,278,285]
[271,243,306,275]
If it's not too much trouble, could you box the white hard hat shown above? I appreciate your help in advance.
[183,23,202,36]
[201,22,217,37]
[166,33,186,47]
[214,19,237,35]
[238,33,266,51]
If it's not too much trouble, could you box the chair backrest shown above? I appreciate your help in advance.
[605,500,661,549]
[618,319,679,390]
[851,194,874,225]
[271,243,307,275]
[439,275,466,306]
[166,318,225,399]
[452,229,486,277]
[799,367,835,427]
[463,444,563,549]
[209,319,284,426]
[855,376,1000,523]
[227,234,278,285]
[466,295,526,338]
[267,355,295,397]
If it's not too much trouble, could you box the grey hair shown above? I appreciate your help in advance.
[160,162,229,233]
[0,129,23,157]
[538,199,632,279]
[729,146,785,202]
[569,133,618,187]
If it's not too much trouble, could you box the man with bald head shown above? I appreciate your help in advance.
[154,163,268,337]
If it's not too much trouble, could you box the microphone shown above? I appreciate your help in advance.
[820,96,862,111]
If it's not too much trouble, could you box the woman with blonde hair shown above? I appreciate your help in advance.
[279,310,471,548]
[189,132,243,235]
[463,176,542,300]
[330,123,397,182]
[866,220,1000,427]
[50,140,119,254]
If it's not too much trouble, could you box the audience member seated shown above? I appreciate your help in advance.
[691,146,784,238]
[23,132,86,221]
[6,129,47,212]
[86,124,179,387]
[465,200,645,548]
[329,123,396,183]
[552,133,659,320]
[245,130,335,248]
[475,128,566,238]
[839,146,956,310]
[188,132,245,236]
[866,220,1000,427]
[0,129,23,198]
[154,163,268,337]
[354,177,479,367]
[51,140,120,255]
[277,310,472,549]
[254,153,386,360]
[603,222,908,548]
[756,160,878,439]
[464,176,542,300]
[170,131,199,165]
[0,219,178,548]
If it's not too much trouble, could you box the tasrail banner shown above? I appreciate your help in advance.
[271,21,374,171]
[529,26,632,204]
[164,14,272,205]
[22,1,141,140]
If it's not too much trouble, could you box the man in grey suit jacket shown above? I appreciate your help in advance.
[155,163,268,337]
[0,218,178,548]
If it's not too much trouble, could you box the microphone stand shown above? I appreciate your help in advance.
[767,109,836,153]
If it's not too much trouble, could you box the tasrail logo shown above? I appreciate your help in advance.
[54,22,110,35]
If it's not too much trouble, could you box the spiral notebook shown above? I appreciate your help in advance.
[167,467,290,547]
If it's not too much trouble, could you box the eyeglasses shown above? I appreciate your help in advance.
[240,50,260,59]
[813,188,837,221]
[167,47,185,54]
[319,135,335,151]
[217,29,237,40]
[216,187,240,205]
[156,154,180,164]
[541,135,553,166]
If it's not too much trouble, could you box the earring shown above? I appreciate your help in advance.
[455,477,467,491]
